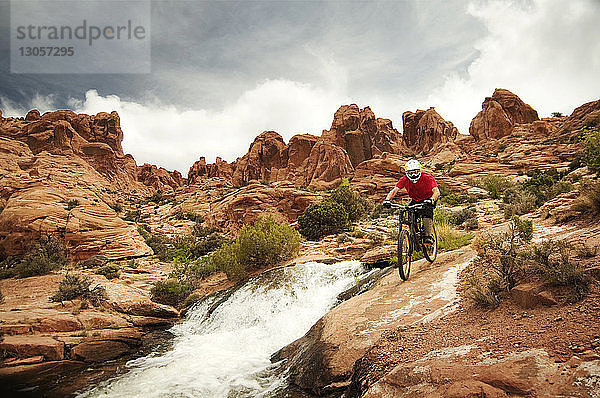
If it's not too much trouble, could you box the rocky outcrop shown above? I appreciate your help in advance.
[231,131,287,186]
[137,163,185,191]
[187,156,234,184]
[561,98,600,132]
[0,109,155,261]
[402,107,458,153]
[186,104,406,190]
[206,181,322,233]
[277,247,475,395]
[322,105,405,167]
[469,89,539,140]
[360,349,597,397]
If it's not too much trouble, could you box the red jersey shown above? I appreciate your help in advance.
[395,173,438,202]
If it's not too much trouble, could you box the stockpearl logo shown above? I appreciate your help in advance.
[10,0,151,74]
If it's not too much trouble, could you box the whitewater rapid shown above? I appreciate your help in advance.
[79,260,367,398]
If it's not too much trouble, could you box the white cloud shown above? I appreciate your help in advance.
[70,80,349,173]
[427,0,600,134]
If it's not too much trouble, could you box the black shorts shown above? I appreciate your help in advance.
[409,200,434,219]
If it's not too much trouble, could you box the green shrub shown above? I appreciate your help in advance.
[572,180,600,217]
[528,240,592,300]
[581,126,600,174]
[110,202,123,213]
[95,263,120,279]
[474,175,514,199]
[10,236,67,278]
[452,205,478,229]
[65,199,80,211]
[502,187,537,218]
[498,143,508,152]
[350,229,365,239]
[145,234,173,261]
[327,180,371,222]
[151,279,193,307]
[336,233,349,243]
[212,215,300,280]
[298,201,349,240]
[440,192,477,206]
[522,168,572,206]
[50,274,106,305]
[551,112,563,117]
[148,190,164,204]
[123,209,143,222]
[170,256,218,286]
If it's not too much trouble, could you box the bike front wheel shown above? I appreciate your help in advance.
[423,224,438,263]
[398,230,412,281]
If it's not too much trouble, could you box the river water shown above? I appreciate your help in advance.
[78,260,367,398]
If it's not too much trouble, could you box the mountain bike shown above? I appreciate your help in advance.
[389,201,438,280]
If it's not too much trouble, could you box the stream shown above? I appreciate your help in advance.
[78,260,368,398]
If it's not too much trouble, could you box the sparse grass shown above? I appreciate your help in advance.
[572,180,600,218]
[435,206,474,252]
[463,266,501,308]
[473,174,514,199]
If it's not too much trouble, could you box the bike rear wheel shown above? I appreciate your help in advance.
[423,224,438,263]
[398,230,412,281]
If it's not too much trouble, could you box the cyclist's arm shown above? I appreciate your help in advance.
[385,186,401,202]
[431,186,441,202]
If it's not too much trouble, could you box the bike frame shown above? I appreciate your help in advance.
[398,203,425,252]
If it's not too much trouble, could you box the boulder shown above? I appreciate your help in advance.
[0,335,64,361]
[102,281,179,318]
[470,89,539,140]
[402,107,458,153]
[511,282,558,309]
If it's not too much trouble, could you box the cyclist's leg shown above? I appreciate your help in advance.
[422,205,435,244]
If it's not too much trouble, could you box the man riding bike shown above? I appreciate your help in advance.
[382,159,440,244]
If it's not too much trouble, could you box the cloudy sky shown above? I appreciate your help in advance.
[1,0,599,173]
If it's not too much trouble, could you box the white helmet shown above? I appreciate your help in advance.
[405,159,422,183]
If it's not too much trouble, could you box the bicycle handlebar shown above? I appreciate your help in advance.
[388,201,428,210]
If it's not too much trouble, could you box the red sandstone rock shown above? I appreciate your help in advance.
[0,335,64,361]
[469,89,539,140]
[25,109,41,121]
[187,156,234,184]
[402,107,458,153]
[137,163,185,191]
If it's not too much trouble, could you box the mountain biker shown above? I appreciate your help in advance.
[382,159,440,244]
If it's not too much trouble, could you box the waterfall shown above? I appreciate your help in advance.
[79,260,367,398]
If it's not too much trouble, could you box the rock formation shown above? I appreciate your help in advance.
[231,131,287,186]
[469,89,539,140]
[0,109,175,261]
[137,163,185,191]
[402,107,458,152]
[187,156,233,184]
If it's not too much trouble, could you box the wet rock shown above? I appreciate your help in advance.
[360,245,396,266]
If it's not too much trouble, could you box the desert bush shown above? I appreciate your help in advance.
[298,201,349,240]
[575,242,599,258]
[527,240,592,300]
[151,279,193,307]
[65,199,80,211]
[10,236,67,278]
[452,205,478,230]
[350,229,365,239]
[474,174,514,199]
[123,209,143,222]
[95,263,120,279]
[463,266,501,308]
[212,215,300,280]
[572,180,600,217]
[440,192,478,206]
[50,274,106,305]
[551,112,563,117]
[110,202,123,213]
[170,256,218,287]
[581,126,600,174]
[474,216,532,290]
[148,190,164,204]
[502,187,537,218]
[336,233,349,243]
[522,168,572,206]
[327,180,371,222]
